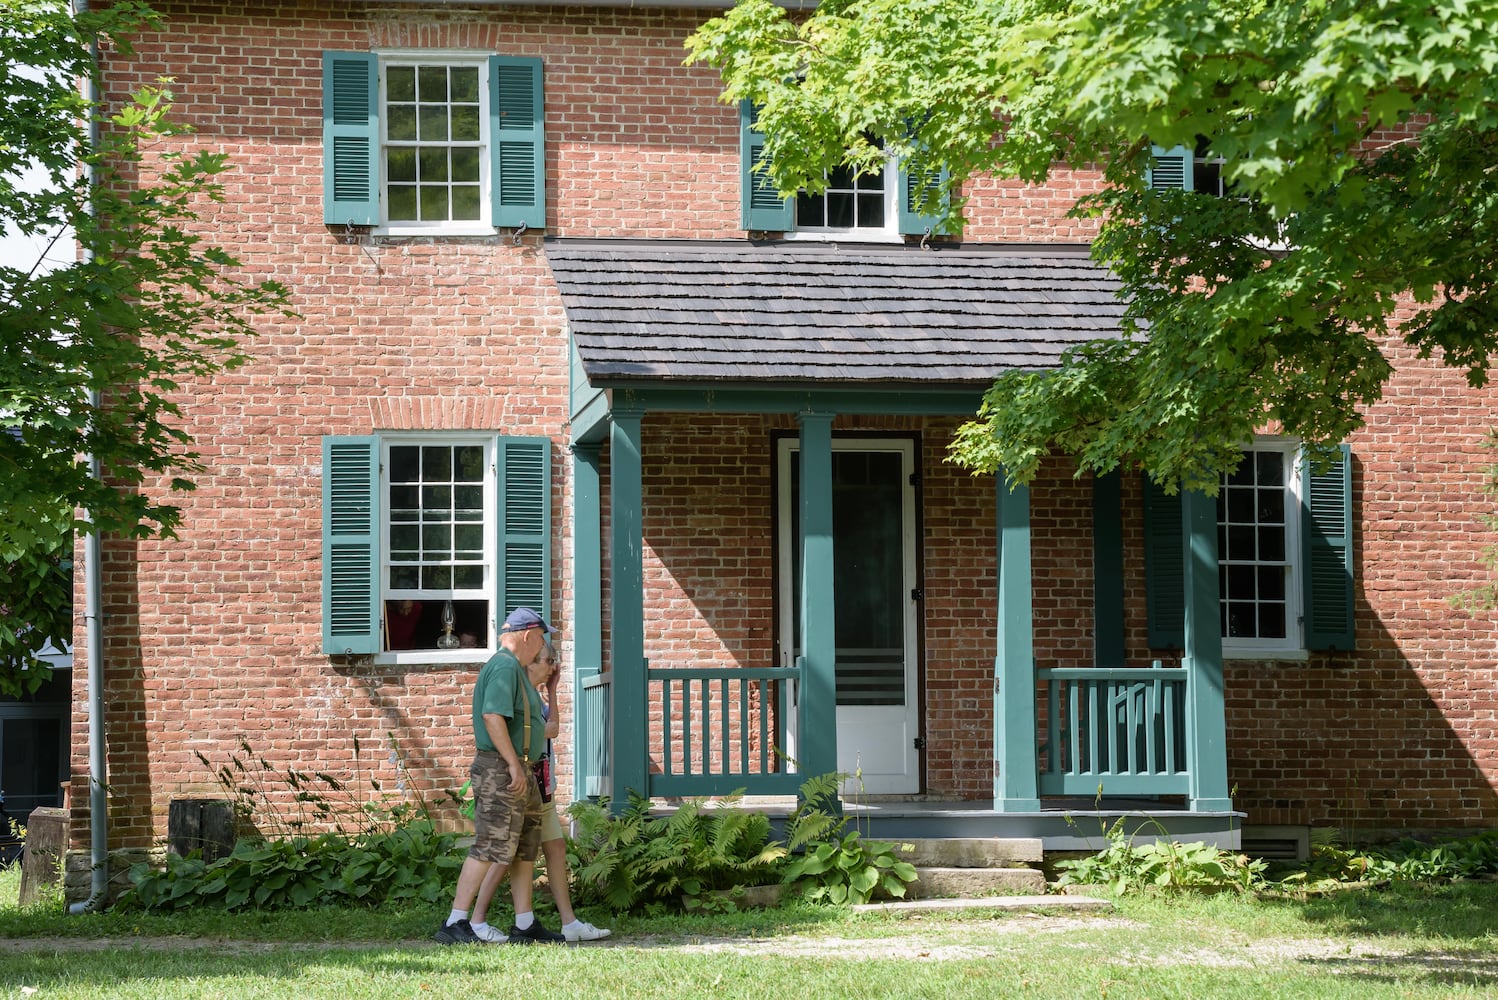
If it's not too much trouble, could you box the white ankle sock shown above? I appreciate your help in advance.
[447,909,468,926]
[514,911,534,930]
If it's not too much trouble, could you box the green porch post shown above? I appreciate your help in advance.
[1182,488,1232,810]
[797,412,838,787]
[995,474,1040,810]
[609,410,648,809]
[570,443,603,801]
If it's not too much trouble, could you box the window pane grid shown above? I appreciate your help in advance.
[384,63,483,223]
[1217,450,1290,639]
[386,444,487,595]
[796,163,886,230]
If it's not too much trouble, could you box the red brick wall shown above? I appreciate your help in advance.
[71,1,1498,856]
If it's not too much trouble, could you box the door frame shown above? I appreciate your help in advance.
[772,431,923,794]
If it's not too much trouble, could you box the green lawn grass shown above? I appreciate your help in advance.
[3,864,1496,998]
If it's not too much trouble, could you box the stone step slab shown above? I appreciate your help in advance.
[904,865,1048,899]
[895,837,1044,868]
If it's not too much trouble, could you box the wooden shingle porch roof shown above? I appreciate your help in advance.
[546,239,1129,387]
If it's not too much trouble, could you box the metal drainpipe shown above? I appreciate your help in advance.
[67,0,110,915]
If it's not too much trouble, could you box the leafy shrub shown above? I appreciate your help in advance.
[117,734,465,912]
[567,790,787,914]
[1054,817,1266,896]
[781,772,917,905]
[119,820,462,911]
[1271,829,1498,892]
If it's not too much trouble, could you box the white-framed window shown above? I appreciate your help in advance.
[321,51,545,234]
[380,58,487,230]
[1145,437,1353,656]
[381,436,494,655]
[739,101,948,239]
[321,433,551,663]
[791,154,899,239]
[1218,439,1300,654]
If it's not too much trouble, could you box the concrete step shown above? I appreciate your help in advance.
[905,865,1047,899]
[897,837,1043,868]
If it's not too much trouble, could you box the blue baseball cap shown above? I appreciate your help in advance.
[502,607,555,634]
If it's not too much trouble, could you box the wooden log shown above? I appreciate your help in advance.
[167,799,236,862]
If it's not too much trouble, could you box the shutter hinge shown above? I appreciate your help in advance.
[910,587,924,601]
[913,736,926,751]
[909,472,922,487]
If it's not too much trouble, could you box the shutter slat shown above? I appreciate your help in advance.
[322,52,379,226]
[490,56,545,228]
[497,437,552,624]
[897,158,951,235]
[740,101,794,231]
[322,436,381,654]
[1144,475,1185,648]
[1303,444,1354,650]
[1147,144,1193,192]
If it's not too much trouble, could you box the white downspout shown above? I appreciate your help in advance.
[68,0,109,915]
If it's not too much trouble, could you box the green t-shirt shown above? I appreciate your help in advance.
[472,648,547,761]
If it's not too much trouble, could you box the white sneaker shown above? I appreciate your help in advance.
[471,923,508,943]
[563,920,612,943]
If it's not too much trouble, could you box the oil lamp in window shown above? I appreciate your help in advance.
[436,599,460,649]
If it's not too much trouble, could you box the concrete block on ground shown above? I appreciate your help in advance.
[899,837,1044,867]
[19,807,67,905]
[906,865,1047,899]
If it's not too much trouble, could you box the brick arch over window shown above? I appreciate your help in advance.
[368,396,518,430]
[366,18,510,51]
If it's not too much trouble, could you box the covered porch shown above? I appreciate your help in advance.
[547,239,1239,849]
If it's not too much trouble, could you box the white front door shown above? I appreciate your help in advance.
[776,437,920,795]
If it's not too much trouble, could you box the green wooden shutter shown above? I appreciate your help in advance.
[1146,144,1193,192]
[1302,444,1354,650]
[897,158,951,236]
[322,435,381,654]
[322,51,380,226]
[490,56,545,229]
[740,101,794,231]
[497,436,552,624]
[1092,471,1125,667]
[1143,474,1185,648]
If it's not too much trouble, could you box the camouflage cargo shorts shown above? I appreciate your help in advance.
[468,750,542,864]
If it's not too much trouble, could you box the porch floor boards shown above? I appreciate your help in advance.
[646,795,1246,853]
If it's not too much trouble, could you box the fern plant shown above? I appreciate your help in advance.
[566,790,786,914]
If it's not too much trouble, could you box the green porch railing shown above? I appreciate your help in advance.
[576,671,612,799]
[648,666,801,798]
[1037,662,1191,796]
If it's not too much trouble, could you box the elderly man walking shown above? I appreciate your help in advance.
[435,607,553,944]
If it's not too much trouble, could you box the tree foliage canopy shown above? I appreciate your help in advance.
[688,0,1498,490]
[0,0,293,694]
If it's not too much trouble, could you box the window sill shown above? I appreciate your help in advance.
[780,230,905,244]
[1222,647,1309,662]
[372,224,501,239]
[375,649,493,668]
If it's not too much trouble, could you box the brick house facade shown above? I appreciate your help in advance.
[60,1,1496,892]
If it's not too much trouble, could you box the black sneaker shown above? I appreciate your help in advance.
[509,921,566,944]
[434,918,479,945]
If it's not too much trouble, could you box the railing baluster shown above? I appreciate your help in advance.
[1067,679,1082,773]
[1089,678,1105,774]
[718,676,730,775]
[1150,670,1162,772]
